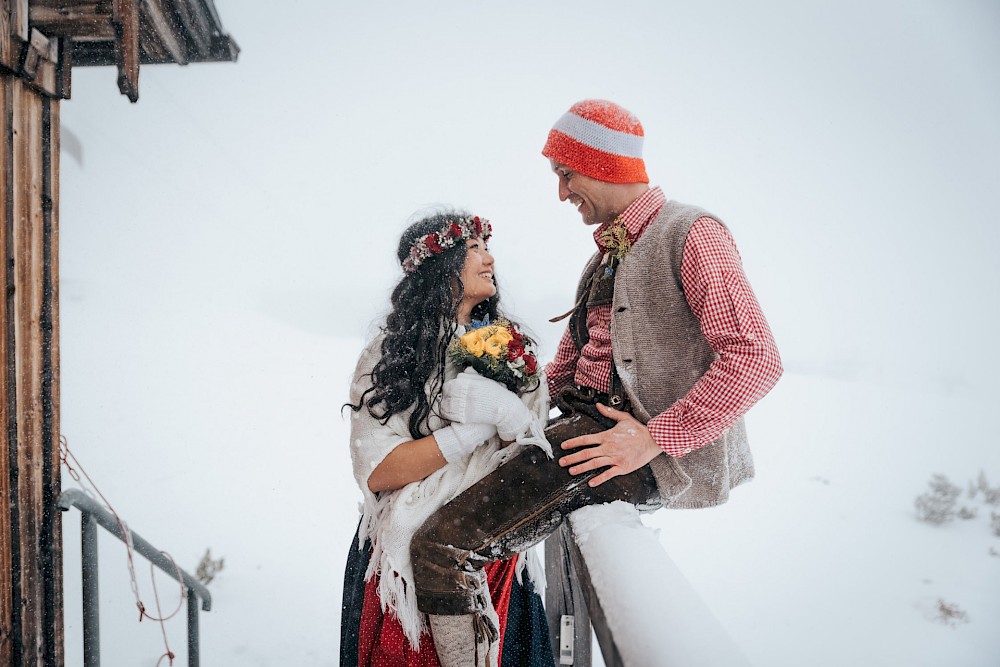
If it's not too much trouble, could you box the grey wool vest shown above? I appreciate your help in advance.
[573,199,754,509]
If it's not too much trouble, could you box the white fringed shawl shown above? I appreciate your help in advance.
[348,332,550,649]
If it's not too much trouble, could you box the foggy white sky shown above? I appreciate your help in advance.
[58,0,1000,394]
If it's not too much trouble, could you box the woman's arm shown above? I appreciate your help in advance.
[367,419,498,492]
[367,434,447,493]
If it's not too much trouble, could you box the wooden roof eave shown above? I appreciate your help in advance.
[28,0,238,102]
[68,30,238,67]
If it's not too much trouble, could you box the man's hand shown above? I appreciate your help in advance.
[559,403,662,487]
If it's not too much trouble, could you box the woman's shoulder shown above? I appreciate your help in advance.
[351,330,387,394]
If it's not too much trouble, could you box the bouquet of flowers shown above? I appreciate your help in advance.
[449,319,540,394]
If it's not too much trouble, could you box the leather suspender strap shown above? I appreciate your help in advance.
[553,252,629,410]
[606,261,626,408]
[608,353,627,409]
[599,254,628,409]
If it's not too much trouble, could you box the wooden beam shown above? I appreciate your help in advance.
[140,0,187,65]
[39,95,63,667]
[56,37,72,99]
[9,0,27,42]
[0,64,64,667]
[111,0,138,102]
[1,0,20,71]
[545,525,593,667]
[170,0,209,57]
[0,69,18,667]
[1,75,64,666]
[12,77,45,667]
[29,1,115,40]
[16,29,63,99]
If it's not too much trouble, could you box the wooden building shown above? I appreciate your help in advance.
[0,1,236,664]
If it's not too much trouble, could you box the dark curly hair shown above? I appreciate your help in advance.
[348,210,535,439]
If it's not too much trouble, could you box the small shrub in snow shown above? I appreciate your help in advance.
[195,548,225,585]
[914,474,960,524]
[957,506,977,520]
[976,471,1000,506]
[934,599,969,627]
[991,512,1000,538]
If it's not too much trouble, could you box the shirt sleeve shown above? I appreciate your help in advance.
[646,217,783,457]
[545,325,581,398]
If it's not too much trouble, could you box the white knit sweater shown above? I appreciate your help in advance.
[348,331,550,649]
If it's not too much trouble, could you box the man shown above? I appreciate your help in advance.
[412,99,783,666]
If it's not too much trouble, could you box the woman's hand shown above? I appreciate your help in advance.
[434,422,498,462]
[441,371,534,440]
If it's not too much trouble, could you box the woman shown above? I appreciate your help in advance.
[342,210,554,667]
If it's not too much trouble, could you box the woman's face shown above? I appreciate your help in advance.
[459,236,496,309]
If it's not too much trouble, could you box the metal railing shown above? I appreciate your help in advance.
[57,488,213,667]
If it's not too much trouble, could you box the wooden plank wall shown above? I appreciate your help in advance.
[1,2,64,662]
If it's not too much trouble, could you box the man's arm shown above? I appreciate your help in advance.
[645,216,783,456]
[545,327,581,397]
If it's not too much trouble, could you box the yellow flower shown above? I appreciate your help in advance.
[483,337,504,358]
[490,328,514,345]
[476,326,493,340]
[460,330,485,357]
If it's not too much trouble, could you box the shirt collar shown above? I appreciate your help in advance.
[593,186,666,252]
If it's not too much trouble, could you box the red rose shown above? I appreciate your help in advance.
[523,354,537,375]
[511,329,524,344]
[472,216,482,235]
[424,233,443,254]
[448,223,462,238]
[507,339,524,360]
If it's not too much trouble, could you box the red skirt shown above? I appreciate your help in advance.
[357,556,519,667]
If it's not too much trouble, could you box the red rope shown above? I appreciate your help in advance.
[60,436,186,664]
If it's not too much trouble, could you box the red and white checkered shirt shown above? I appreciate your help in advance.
[545,188,782,458]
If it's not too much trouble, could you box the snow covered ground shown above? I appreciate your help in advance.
[58,309,1000,665]
[54,1,999,665]
[56,283,1000,665]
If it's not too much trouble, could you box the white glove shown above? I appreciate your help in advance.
[433,422,497,463]
[440,370,534,441]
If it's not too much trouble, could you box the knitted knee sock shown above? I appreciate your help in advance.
[428,612,499,667]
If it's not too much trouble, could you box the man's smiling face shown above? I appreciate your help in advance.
[550,160,621,227]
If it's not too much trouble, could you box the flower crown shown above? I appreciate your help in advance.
[402,215,493,273]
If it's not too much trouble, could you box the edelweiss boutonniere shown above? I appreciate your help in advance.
[597,217,631,261]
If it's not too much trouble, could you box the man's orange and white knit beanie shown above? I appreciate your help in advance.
[542,99,648,184]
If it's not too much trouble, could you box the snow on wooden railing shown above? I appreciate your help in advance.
[547,502,751,666]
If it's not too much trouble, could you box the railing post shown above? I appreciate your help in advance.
[81,511,100,667]
[545,524,592,666]
[187,588,199,667]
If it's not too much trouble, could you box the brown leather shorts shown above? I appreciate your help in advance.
[411,386,659,615]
